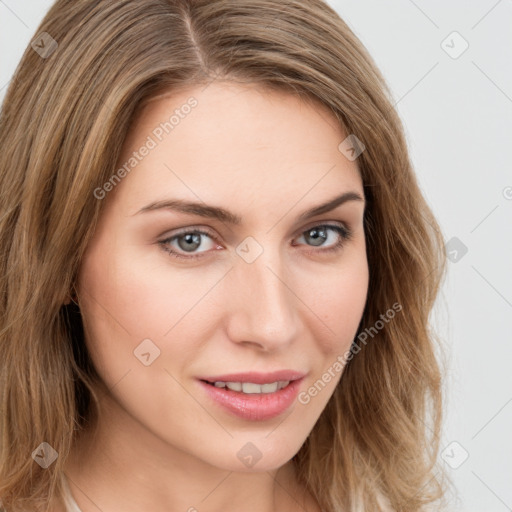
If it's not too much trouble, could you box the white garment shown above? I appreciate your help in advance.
[61,473,83,512]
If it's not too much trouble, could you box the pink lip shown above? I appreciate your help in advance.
[197,371,306,421]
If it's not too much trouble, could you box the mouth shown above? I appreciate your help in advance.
[200,379,292,394]
[196,371,306,421]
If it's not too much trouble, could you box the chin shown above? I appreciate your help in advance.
[201,436,303,473]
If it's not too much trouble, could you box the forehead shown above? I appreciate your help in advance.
[112,81,363,214]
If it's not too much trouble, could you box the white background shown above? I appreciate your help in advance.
[1,1,511,511]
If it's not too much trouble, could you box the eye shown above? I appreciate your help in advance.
[159,228,221,260]
[159,223,353,260]
[293,224,352,254]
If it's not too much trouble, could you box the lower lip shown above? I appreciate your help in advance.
[198,378,303,421]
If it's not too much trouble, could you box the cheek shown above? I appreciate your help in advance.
[76,236,220,377]
[78,236,201,335]
[304,252,369,356]
[293,256,368,414]
[76,238,216,409]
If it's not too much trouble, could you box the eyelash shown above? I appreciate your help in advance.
[159,223,353,260]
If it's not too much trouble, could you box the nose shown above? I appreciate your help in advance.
[223,249,301,352]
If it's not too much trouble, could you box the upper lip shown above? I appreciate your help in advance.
[199,370,307,384]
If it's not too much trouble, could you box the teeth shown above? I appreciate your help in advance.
[211,380,290,394]
[260,382,278,393]
[226,382,242,392]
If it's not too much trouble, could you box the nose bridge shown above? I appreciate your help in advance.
[226,245,299,348]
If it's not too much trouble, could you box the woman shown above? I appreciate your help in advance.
[0,1,448,510]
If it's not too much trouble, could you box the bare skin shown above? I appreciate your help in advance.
[59,81,368,511]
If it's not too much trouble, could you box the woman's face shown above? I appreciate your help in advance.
[77,81,369,472]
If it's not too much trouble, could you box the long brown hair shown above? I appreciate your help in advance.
[0,1,448,510]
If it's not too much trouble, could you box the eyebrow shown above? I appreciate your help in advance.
[134,191,364,224]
